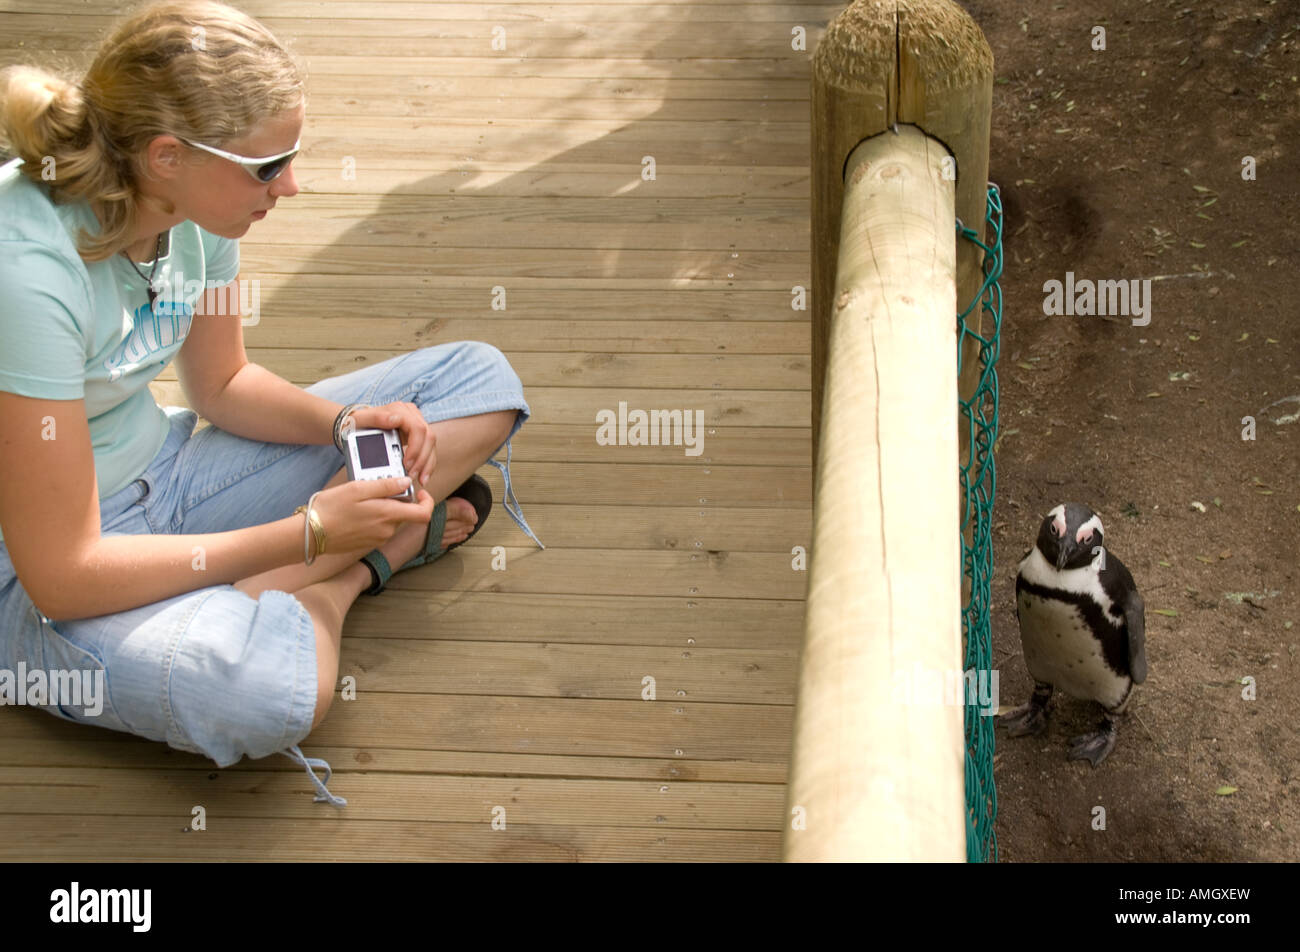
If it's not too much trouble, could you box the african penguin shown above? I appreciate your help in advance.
[997,502,1147,767]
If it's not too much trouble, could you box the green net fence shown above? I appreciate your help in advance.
[957,182,1003,863]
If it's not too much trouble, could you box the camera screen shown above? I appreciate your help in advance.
[356,432,390,469]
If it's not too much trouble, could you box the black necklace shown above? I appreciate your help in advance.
[123,232,164,311]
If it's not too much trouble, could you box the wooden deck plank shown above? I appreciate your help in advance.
[228,318,805,354]
[236,269,801,293]
[230,281,807,313]
[150,381,810,430]
[0,814,781,862]
[238,321,806,356]
[235,245,803,278]
[159,352,807,390]
[288,166,809,197]
[1,695,795,770]
[0,1,840,22]
[343,590,807,651]
[0,767,787,829]
[336,640,795,703]
[351,507,814,551]
[0,13,830,60]
[3,588,806,651]
[299,54,816,80]
[333,690,793,761]
[148,420,809,469]
[238,195,807,250]
[294,94,808,122]
[363,550,808,599]
[232,245,807,275]
[0,722,790,784]
[296,72,811,99]
[2,701,794,773]
[134,419,810,465]
[1,685,794,770]
[286,121,810,165]
[0,43,819,80]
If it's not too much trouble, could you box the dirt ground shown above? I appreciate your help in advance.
[959,1,1300,861]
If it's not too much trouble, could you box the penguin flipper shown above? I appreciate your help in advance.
[1125,588,1147,684]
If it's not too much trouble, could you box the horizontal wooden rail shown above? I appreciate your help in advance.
[785,126,963,861]
[786,0,993,862]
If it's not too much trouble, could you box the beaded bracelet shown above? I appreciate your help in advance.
[292,491,326,565]
[332,403,366,453]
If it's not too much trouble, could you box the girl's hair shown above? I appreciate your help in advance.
[0,0,304,261]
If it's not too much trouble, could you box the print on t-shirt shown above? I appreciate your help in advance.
[104,297,195,383]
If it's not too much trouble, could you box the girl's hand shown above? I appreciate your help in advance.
[309,478,435,555]
[344,402,435,486]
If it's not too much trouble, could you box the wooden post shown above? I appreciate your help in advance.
[810,0,993,472]
[790,0,993,861]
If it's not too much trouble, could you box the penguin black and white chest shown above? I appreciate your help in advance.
[999,502,1147,766]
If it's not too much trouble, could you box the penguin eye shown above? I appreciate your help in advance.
[1080,532,1093,546]
[1049,523,1060,537]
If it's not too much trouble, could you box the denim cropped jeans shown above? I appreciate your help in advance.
[0,341,541,805]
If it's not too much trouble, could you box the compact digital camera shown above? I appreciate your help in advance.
[343,427,417,502]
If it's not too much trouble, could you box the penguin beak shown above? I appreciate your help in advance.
[1056,543,1073,570]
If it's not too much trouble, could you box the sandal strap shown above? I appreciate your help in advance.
[422,500,448,566]
[359,475,488,595]
[360,549,392,596]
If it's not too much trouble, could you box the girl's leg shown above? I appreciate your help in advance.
[295,562,371,729]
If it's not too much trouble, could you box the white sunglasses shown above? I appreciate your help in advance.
[177,136,301,183]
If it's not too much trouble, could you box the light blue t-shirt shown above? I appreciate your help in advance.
[0,157,240,543]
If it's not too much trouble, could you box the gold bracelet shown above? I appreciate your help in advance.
[308,501,326,559]
[293,504,314,565]
[306,491,326,562]
[293,492,327,565]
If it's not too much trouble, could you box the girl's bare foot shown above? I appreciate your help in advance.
[376,496,478,568]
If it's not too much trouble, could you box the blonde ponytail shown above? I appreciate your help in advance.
[0,66,85,163]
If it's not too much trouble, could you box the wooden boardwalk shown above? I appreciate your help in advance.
[0,0,832,861]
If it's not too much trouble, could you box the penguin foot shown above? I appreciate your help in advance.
[1067,727,1117,767]
[997,701,1049,737]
